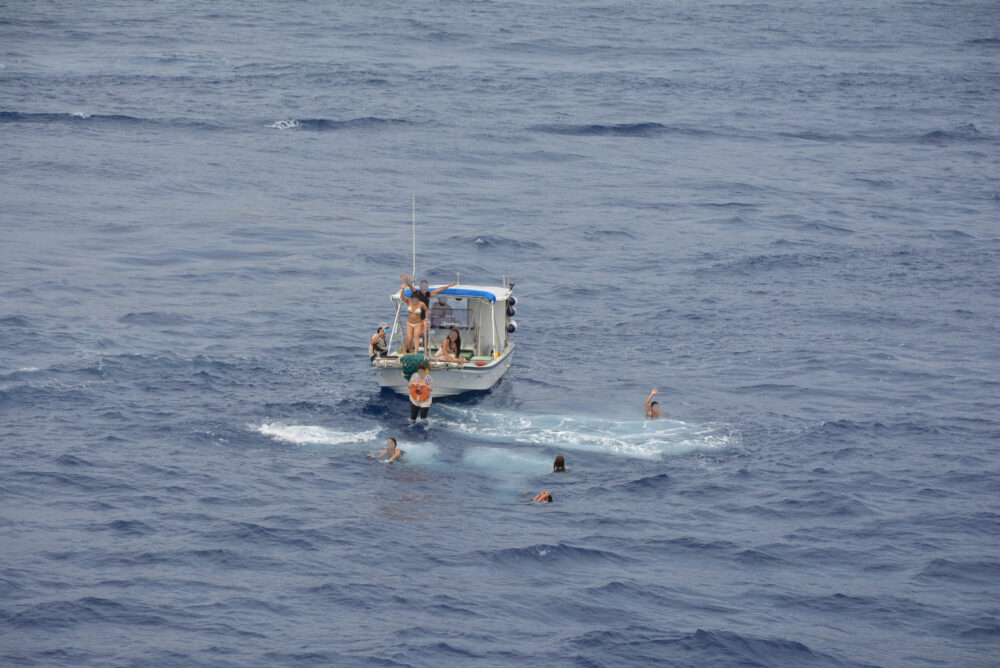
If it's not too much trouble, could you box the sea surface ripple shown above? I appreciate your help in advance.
[2,1,999,666]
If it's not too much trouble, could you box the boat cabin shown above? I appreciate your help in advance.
[386,285,514,361]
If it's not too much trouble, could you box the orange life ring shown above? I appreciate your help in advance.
[410,383,430,402]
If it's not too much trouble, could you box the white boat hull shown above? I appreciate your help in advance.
[374,345,514,397]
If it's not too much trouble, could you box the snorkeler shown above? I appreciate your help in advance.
[367,437,403,463]
[533,491,553,503]
[645,387,661,419]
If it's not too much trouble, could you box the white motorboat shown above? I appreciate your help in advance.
[372,278,518,397]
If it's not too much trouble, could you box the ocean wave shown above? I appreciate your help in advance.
[4,596,167,630]
[919,123,991,143]
[444,234,542,250]
[0,110,224,131]
[488,543,630,567]
[267,116,409,131]
[118,311,195,326]
[915,557,1000,585]
[529,122,673,138]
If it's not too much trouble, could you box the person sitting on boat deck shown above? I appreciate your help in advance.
[435,328,464,364]
[409,362,434,422]
[645,387,661,419]
[367,437,403,463]
[400,282,428,354]
[553,455,566,472]
[533,491,553,503]
[369,323,389,362]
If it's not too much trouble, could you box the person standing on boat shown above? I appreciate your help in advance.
[369,323,389,362]
[400,282,427,354]
[401,274,456,349]
[408,362,434,423]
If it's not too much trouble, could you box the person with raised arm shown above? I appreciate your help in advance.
[400,281,427,354]
[645,388,661,419]
[401,274,456,350]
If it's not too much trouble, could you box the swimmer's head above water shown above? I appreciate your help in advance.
[533,491,553,503]
[553,455,565,472]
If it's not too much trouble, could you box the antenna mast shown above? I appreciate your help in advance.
[411,193,416,278]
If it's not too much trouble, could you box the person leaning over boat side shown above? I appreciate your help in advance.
[645,387,661,419]
[369,323,389,362]
[400,282,427,354]
[435,329,464,364]
[367,437,403,463]
[409,362,434,422]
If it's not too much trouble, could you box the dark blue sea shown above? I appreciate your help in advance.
[2,1,999,666]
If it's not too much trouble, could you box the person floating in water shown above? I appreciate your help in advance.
[409,362,433,423]
[533,491,553,503]
[369,323,388,362]
[645,387,661,419]
[553,455,566,472]
[368,437,403,463]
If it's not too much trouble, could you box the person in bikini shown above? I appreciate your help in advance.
[401,274,456,350]
[400,282,428,354]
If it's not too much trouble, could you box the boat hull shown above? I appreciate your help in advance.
[374,345,514,397]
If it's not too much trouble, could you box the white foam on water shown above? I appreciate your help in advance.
[256,423,380,446]
[268,118,300,129]
[395,441,440,465]
[434,406,732,460]
[461,446,553,474]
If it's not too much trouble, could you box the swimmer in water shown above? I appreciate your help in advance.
[553,455,566,472]
[533,491,553,503]
[367,437,403,463]
[645,387,661,419]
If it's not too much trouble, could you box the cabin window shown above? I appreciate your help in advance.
[430,302,470,328]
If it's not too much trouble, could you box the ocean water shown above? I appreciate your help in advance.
[2,1,999,665]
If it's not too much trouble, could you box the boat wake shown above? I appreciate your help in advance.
[434,406,733,459]
[254,423,441,464]
[255,423,380,446]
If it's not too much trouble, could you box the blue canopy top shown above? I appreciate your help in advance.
[405,288,496,303]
